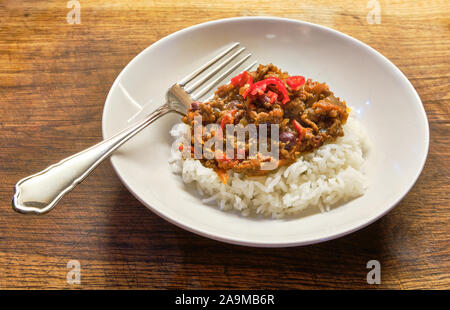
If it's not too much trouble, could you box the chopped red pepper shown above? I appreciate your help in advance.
[231,73,291,104]
[230,72,245,87]
[178,144,184,151]
[242,82,253,98]
[231,71,253,88]
[231,71,254,99]
[248,77,290,104]
[286,76,306,90]
[249,80,267,96]
[266,90,278,104]
[292,119,307,143]
[220,110,237,130]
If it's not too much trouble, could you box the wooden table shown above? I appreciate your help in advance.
[0,0,448,289]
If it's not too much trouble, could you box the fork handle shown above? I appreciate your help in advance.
[12,104,171,215]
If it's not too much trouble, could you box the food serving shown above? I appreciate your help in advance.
[170,64,370,218]
[100,17,429,246]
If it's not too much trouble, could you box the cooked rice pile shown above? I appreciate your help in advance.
[168,113,370,218]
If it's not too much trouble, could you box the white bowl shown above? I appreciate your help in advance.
[102,17,429,247]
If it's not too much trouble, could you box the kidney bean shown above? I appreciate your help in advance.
[225,100,239,110]
[258,94,271,104]
[279,131,295,143]
[190,101,201,111]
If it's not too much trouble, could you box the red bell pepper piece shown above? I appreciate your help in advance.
[231,71,253,87]
[248,77,290,104]
[249,80,267,96]
[231,71,254,99]
[292,119,306,142]
[266,90,278,104]
[242,82,253,98]
[286,76,305,90]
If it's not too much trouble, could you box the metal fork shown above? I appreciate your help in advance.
[12,42,256,215]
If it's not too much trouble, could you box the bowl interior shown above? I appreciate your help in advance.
[102,17,428,246]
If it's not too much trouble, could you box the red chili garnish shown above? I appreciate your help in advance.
[292,119,306,143]
[231,71,252,88]
[266,90,278,104]
[242,82,253,98]
[230,72,244,87]
[220,110,237,130]
[249,81,267,96]
[286,76,305,90]
[178,144,184,151]
[248,77,290,104]
[231,71,254,99]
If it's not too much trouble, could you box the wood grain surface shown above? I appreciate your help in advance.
[0,0,449,289]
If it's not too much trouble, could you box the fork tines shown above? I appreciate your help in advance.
[178,42,257,101]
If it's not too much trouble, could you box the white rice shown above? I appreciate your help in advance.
[168,113,370,218]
